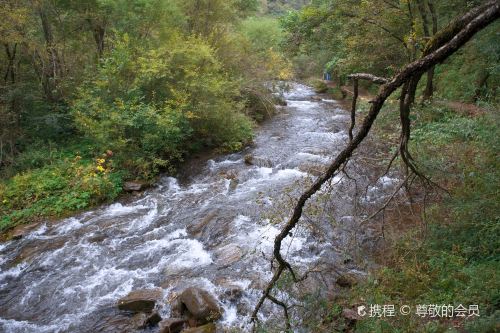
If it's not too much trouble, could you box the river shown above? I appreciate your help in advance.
[0,83,399,332]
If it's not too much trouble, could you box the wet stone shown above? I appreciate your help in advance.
[228,178,238,191]
[223,287,243,302]
[11,238,67,266]
[130,312,148,329]
[117,288,163,313]
[158,317,187,333]
[243,154,272,167]
[10,222,40,240]
[177,287,222,324]
[146,311,162,326]
[215,279,245,303]
[88,232,107,243]
[214,244,243,267]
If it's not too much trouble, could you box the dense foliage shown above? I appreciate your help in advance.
[280,0,499,104]
[0,0,289,230]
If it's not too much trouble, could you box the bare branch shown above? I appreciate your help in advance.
[348,73,389,84]
[251,1,500,324]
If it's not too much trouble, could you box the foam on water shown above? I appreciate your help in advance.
[0,82,376,332]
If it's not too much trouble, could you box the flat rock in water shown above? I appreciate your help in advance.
[10,222,40,240]
[158,318,187,333]
[178,287,222,323]
[117,288,163,312]
[11,238,67,266]
[181,323,216,333]
[214,244,243,267]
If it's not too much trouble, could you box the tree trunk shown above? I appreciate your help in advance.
[87,18,106,58]
[418,0,436,101]
[423,66,435,101]
[37,4,62,102]
[3,43,17,84]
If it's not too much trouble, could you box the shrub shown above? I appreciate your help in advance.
[72,35,253,178]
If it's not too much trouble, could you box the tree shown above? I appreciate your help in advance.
[251,1,500,328]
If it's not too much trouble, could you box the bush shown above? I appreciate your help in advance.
[72,35,253,178]
[311,79,328,93]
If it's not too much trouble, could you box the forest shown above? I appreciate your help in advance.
[0,0,498,332]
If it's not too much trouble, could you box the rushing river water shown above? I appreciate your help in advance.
[0,83,399,332]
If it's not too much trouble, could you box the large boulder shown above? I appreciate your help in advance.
[181,323,216,333]
[176,287,222,324]
[158,318,188,333]
[117,288,163,312]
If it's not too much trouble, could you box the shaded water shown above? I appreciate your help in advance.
[0,84,399,332]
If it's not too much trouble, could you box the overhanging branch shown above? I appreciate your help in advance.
[251,1,500,327]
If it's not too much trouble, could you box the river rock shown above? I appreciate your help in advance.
[182,323,216,333]
[243,154,272,167]
[243,154,253,165]
[297,163,326,176]
[123,181,145,192]
[131,312,161,329]
[10,222,41,240]
[223,286,243,303]
[228,178,238,191]
[214,244,243,267]
[88,232,107,243]
[187,211,217,236]
[117,288,163,312]
[158,318,187,333]
[11,238,67,266]
[176,287,222,324]
[146,311,162,326]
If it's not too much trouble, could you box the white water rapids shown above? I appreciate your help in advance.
[0,84,400,332]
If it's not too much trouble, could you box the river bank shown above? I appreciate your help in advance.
[0,83,403,332]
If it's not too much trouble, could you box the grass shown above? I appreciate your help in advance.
[346,102,500,332]
[262,98,500,333]
[0,140,124,232]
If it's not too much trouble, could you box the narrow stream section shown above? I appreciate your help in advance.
[0,84,399,332]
